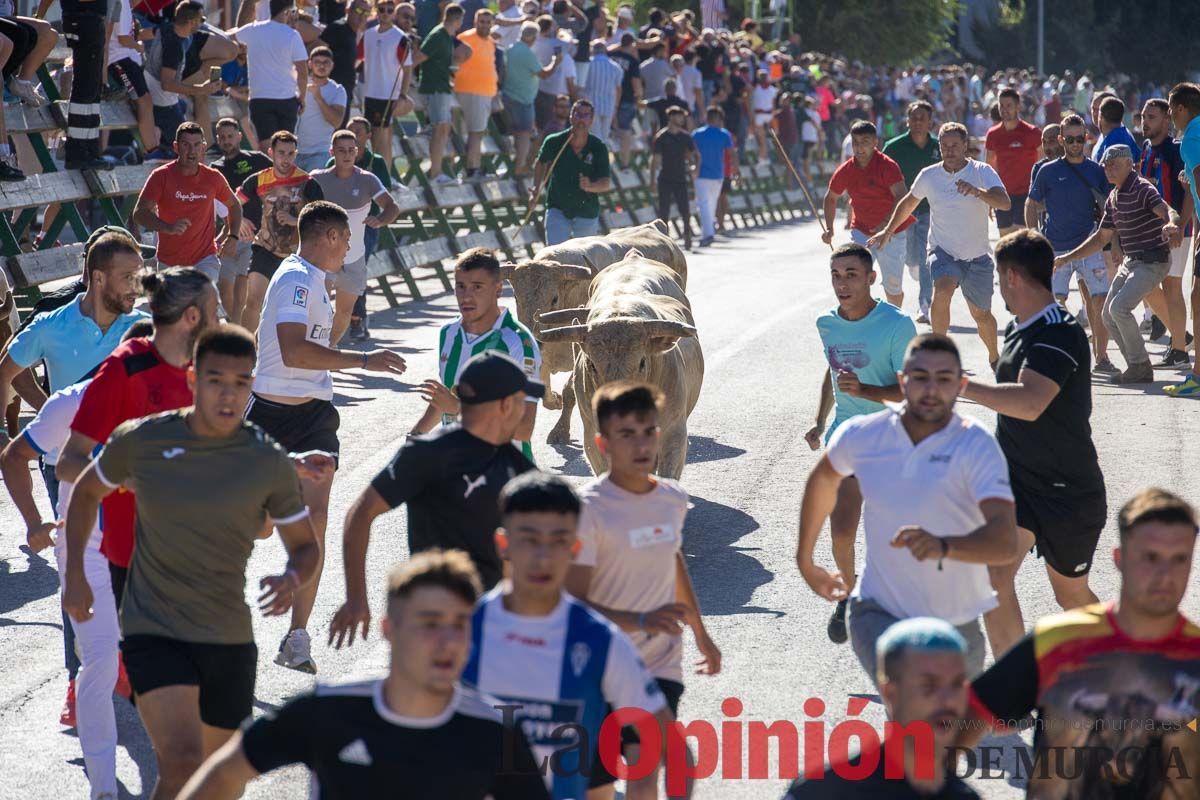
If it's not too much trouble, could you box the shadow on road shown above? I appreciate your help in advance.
[0,546,60,617]
[686,436,746,465]
[683,495,778,618]
[548,441,593,477]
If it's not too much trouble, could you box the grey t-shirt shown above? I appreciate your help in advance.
[309,167,388,263]
[97,411,308,644]
[296,79,348,155]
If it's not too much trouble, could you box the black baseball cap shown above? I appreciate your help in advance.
[457,351,545,405]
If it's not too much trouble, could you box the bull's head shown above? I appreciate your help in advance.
[500,260,595,337]
[537,316,697,386]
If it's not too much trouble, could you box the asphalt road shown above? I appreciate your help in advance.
[2,217,1199,799]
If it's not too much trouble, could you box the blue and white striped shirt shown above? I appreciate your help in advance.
[585,53,623,116]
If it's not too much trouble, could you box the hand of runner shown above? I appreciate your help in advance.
[62,571,95,623]
[804,425,824,451]
[954,179,979,198]
[240,218,258,241]
[364,215,386,229]
[694,632,722,675]
[218,235,238,258]
[164,218,191,236]
[865,231,890,249]
[799,563,849,602]
[891,526,945,561]
[329,595,372,649]
[418,379,460,415]
[363,349,407,375]
[1164,222,1183,248]
[642,603,688,635]
[25,520,58,553]
[835,369,863,397]
[257,570,300,616]
[291,450,336,481]
[820,229,834,246]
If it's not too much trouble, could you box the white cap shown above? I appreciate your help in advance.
[617,6,634,20]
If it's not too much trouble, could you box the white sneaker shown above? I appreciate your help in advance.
[275,629,316,674]
[9,77,47,107]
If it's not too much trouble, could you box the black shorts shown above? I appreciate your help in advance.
[589,678,684,788]
[994,193,1027,229]
[109,57,149,100]
[1013,476,1106,577]
[0,17,37,80]
[245,393,341,460]
[249,245,286,280]
[364,96,396,130]
[109,562,128,609]
[121,634,257,729]
[182,24,211,79]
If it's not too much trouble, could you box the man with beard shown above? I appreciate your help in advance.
[212,118,272,325]
[962,488,1200,800]
[783,618,981,799]
[533,99,611,245]
[796,334,1018,686]
[985,87,1043,237]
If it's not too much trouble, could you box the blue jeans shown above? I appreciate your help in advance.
[41,461,80,681]
[545,208,600,245]
[906,213,931,311]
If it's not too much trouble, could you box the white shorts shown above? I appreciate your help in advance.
[456,92,492,134]
[1169,237,1192,279]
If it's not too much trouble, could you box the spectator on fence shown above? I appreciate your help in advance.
[177,18,239,138]
[674,51,703,117]
[609,31,642,168]
[142,2,220,158]
[584,37,621,146]
[494,0,526,49]
[455,8,498,182]
[1,11,55,107]
[607,3,634,46]
[107,0,164,159]
[413,1,467,185]
[52,0,112,168]
[0,31,24,181]
[532,14,576,137]
[318,0,372,127]
[295,47,347,172]
[534,98,610,245]
[693,104,733,247]
[362,0,414,176]
[503,21,562,177]
[639,39,671,105]
[749,68,777,166]
[232,0,310,140]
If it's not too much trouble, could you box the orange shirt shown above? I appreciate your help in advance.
[454,29,497,96]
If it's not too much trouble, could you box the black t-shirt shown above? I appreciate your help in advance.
[648,93,688,128]
[320,19,359,94]
[318,0,346,24]
[213,149,272,192]
[653,129,695,183]
[572,4,601,62]
[695,42,726,82]
[63,0,107,15]
[994,304,1104,494]
[723,74,747,130]
[370,425,535,588]
[783,744,980,799]
[240,680,550,800]
[610,50,640,105]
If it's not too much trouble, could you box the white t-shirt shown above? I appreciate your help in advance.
[575,475,689,681]
[22,380,89,467]
[254,254,334,400]
[910,158,1005,261]
[533,35,575,96]
[826,407,1013,625]
[495,4,525,49]
[751,84,778,117]
[362,25,412,100]
[235,20,309,101]
[296,79,348,154]
[108,0,141,66]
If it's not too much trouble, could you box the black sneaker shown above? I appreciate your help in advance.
[827,599,848,644]
[1149,315,1167,342]
[1093,358,1120,374]
[1156,348,1190,369]
[0,161,25,181]
[350,317,370,342]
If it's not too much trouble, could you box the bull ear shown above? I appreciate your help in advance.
[558,264,594,281]
[499,262,516,280]
[537,307,589,326]
[537,324,588,343]
[650,219,669,235]
[625,247,646,260]
[639,320,698,340]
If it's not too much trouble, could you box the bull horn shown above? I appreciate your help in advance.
[637,320,698,340]
[625,247,646,260]
[650,219,669,235]
[537,307,589,325]
[537,324,588,343]
[557,264,594,281]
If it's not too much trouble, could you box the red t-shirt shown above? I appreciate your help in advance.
[71,338,193,567]
[828,151,915,235]
[984,120,1042,195]
[140,162,236,267]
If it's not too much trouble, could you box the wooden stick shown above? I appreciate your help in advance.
[770,127,832,249]
[514,132,574,238]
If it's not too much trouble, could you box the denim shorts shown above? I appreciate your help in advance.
[851,227,907,296]
[1052,250,1109,297]
[421,92,452,125]
[616,102,637,131]
[544,208,600,246]
[929,246,995,310]
[503,95,535,132]
[905,213,930,268]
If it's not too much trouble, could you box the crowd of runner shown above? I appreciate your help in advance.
[0,0,1199,798]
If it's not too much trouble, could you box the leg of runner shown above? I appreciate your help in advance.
[242,272,270,335]
[827,477,861,645]
[284,469,335,638]
[966,299,1000,366]
[136,685,205,799]
[329,287,357,347]
[930,277,958,336]
[1044,562,1098,611]
[983,526,1037,658]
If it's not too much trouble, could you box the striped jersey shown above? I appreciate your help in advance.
[462,589,667,800]
[438,307,541,459]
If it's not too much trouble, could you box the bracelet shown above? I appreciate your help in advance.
[638,611,647,631]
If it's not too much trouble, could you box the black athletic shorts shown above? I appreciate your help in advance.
[249,245,286,280]
[589,678,684,788]
[363,96,396,130]
[1013,475,1106,577]
[245,393,341,462]
[0,18,37,80]
[994,193,1027,229]
[121,634,257,729]
[182,24,211,79]
[109,562,128,610]
[109,57,149,100]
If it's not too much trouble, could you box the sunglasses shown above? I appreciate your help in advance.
[377,5,395,11]
[1062,135,1086,144]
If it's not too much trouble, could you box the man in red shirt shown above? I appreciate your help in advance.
[985,87,1043,236]
[822,120,915,308]
[132,122,243,286]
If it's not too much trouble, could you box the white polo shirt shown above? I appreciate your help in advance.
[826,406,1012,625]
[254,254,334,401]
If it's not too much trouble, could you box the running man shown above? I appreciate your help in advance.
[882,100,940,324]
[178,551,550,800]
[961,488,1200,799]
[823,120,914,309]
[463,471,673,800]
[806,243,917,645]
[985,87,1042,237]
[411,247,540,459]
[566,381,721,797]
[310,129,400,346]
[869,123,1010,369]
[962,231,1105,659]
[248,201,406,674]
[212,118,271,325]
[62,326,323,800]
[796,334,1018,685]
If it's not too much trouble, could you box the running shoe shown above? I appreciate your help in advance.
[0,159,25,182]
[9,76,47,106]
[1115,362,1154,385]
[59,680,76,727]
[1165,375,1200,396]
[275,628,317,674]
[1093,358,1119,374]
[1156,348,1190,369]
[827,599,848,644]
[1148,315,1166,341]
[698,236,713,247]
[916,313,930,324]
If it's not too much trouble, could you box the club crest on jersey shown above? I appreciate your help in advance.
[293,286,309,307]
[570,642,591,677]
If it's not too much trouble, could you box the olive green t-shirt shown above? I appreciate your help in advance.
[882,130,940,216]
[418,24,454,95]
[537,130,610,220]
[97,411,308,644]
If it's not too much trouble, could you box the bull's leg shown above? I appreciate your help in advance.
[540,361,562,411]
[546,378,576,444]
[581,417,606,475]
[657,425,689,480]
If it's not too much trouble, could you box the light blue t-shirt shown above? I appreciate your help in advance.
[1181,116,1200,216]
[816,300,917,440]
[692,125,733,180]
[7,295,149,392]
[502,41,543,106]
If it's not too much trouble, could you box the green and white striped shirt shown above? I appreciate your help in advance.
[438,307,542,460]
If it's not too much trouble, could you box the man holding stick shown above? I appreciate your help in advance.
[531,98,611,246]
